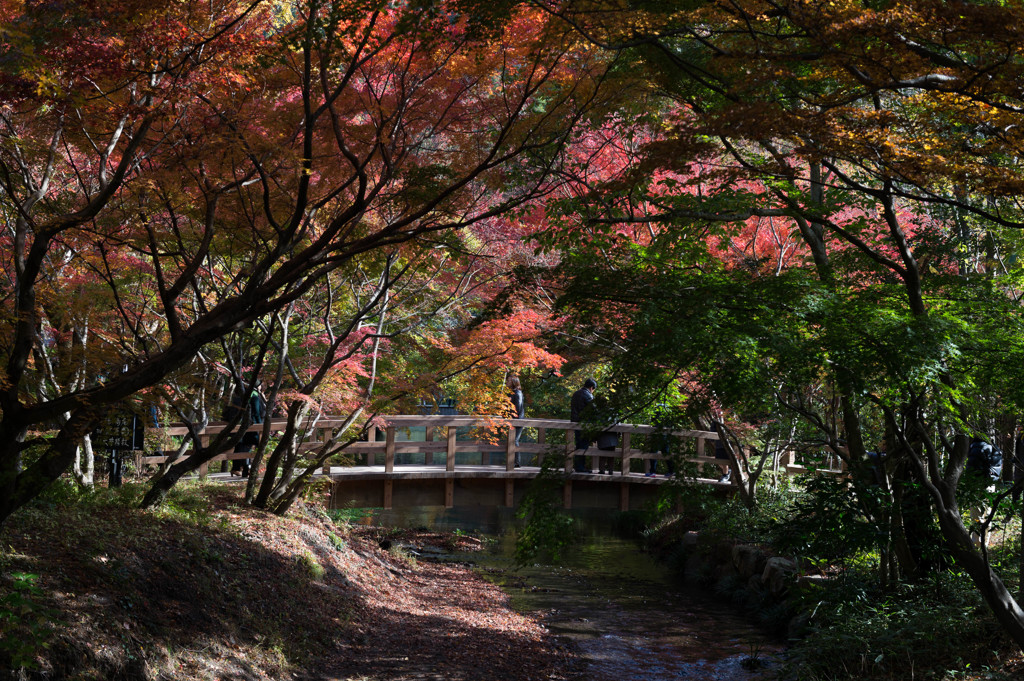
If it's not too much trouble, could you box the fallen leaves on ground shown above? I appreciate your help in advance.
[0,483,580,681]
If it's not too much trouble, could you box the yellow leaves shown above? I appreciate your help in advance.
[33,71,61,98]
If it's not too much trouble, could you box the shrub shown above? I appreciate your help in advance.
[0,572,58,672]
[785,572,1011,680]
[514,458,578,565]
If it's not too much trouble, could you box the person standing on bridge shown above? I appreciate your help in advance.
[507,375,525,468]
[226,379,266,478]
[570,378,597,473]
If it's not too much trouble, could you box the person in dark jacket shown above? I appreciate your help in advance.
[967,436,1003,483]
[507,376,525,468]
[967,435,1003,547]
[226,381,266,477]
[570,378,597,473]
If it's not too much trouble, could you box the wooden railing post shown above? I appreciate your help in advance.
[320,426,332,475]
[504,424,515,506]
[366,426,376,466]
[537,427,546,468]
[620,432,631,475]
[424,426,434,466]
[505,425,515,472]
[446,426,456,472]
[445,425,456,508]
[383,426,396,509]
[385,426,396,473]
[565,428,573,472]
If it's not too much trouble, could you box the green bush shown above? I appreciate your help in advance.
[762,474,885,564]
[0,572,57,671]
[697,482,799,547]
[514,459,577,565]
[786,572,1011,680]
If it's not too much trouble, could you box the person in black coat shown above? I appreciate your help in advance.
[967,436,1003,483]
[570,378,597,473]
[226,382,266,477]
[507,375,525,468]
[966,435,1003,547]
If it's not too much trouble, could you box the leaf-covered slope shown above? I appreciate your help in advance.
[0,484,576,680]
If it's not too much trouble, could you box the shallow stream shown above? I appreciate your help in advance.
[362,508,786,680]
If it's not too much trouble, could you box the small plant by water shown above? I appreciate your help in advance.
[514,456,578,565]
[740,641,764,671]
[388,545,418,567]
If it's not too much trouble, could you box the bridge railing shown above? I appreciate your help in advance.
[343,416,725,476]
[137,417,342,476]
[139,414,844,478]
[137,415,720,475]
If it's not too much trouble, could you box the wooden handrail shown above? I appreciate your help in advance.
[158,415,721,437]
[141,414,842,479]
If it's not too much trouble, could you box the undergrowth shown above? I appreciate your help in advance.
[785,571,1015,680]
[645,482,1024,680]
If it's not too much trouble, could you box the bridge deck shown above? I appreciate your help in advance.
[322,463,725,483]
[326,463,734,511]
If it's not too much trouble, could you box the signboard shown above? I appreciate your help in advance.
[93,411,144,451]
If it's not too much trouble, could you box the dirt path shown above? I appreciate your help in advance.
[318,547,581,681]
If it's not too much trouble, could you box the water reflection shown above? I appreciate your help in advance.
[478,533,784,681]
[357,507,785,680]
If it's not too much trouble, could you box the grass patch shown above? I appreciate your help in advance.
[296,551,326,580]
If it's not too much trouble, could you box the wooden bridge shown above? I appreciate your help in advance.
[325,415,733,512]
[142,414,835,512]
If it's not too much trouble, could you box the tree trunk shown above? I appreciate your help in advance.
[72,434,95,487]
[0,414,87,528]
[1018,500,1024,604]
[935,506,1024,648]
[139,437,229,509]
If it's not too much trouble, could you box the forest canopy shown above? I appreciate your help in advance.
[7,0,1024,653]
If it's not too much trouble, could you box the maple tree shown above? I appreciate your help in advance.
[533,0,1024,647]
[0,0,613,526]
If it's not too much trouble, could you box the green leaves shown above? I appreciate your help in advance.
[0,572,57,671]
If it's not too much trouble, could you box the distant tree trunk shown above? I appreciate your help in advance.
[1019,501,1024,603]
[139,424,235,509]
[72,434,95,487]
